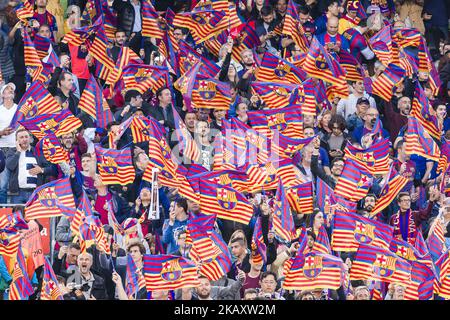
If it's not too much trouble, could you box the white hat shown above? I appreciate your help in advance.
[0,82,16,96]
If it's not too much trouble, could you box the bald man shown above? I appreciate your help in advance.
[316,16,350,57]
[352,106,390,144]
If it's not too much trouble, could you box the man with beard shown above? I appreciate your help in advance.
[352,107,390,144]
[237,49,257,99]
[360,194,377,218]
[72,252,107,300]
[52,243,81,280]
[382,96,410,145]
[311,137,344,188]
[111,30,128,62]
[59,132,88,175]
[195,273,245,300]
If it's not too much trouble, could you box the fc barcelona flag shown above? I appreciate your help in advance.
[370,165,408,216]
[282,0,309,53]
[371,63,405,101]
[369,25,394,66]
[126,254,146,299]
[173,10,227,43]
[172,105,201,162]
[35,132,69,164]
[350,244,412,283]
[173,61,201,112]
[313,225,332,255]
[88,19,115,74]
[8,246,34,300]
[41,257,63,300]
[191,77,231,110]
[434,249,450,299]
[270,132,315,160]
[25,177,76,220]
[344,138,390,175]
[251,216,267,264]
[193,0,242,32]
[251,82,300,110]
[331,209,394,252]
[426,215,447,263]
[285,182,314,214]
[194,178,253,225]
[10,81,61,130]
[334,158,373,201]
[411,82,440,140]
[273,179,296,242]
[338,49,364,82]
[23,28,43,82]
[143,255,200,291]
[18,110,82,139]
[177,40,220,77]
[256,51,306,84]
[14,0,34,22]
[405,117,441,162]
[130,115,166,144]
[95,145,136,185]
[123,64,169,94]
[302,37,347,87]
[33,34,51,60]
[78,75,114,128]
[283,251,344,290]
[142,0,164,39]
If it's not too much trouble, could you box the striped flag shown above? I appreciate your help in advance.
[338,49,364,82]
[282,0,309,52]
[18,109,82,139]
[251,216,267,264]
[411,82,440,140]
[8,246,34,300]
[273,179,296,242]
[193,0,242,32]
[14,0,34,22]
[78,75,114,128]
[350,244,411,283]
[70,190,91,236]
[405,117,440,162]
[371,63,405,101]
[0,233,21,257]
[251,82,301,110]
[173,10,227,44]
[426,214,447,263]
[40,257,63,300]
[344,138,390,175]
[331,209,394,252]
[23,28,43,82]
[123,64,169,94]
[190,77,231,110]
[106,46,143,90]
[433,249,450,299]
[129,115,165,144]
[88,19,115,74]
[369,25,394,66]
[194,178,253,225]
[334,159,374,201]
[316,177,358,214]
[10,81,61,130]
[172,106,201,162]
[177,40,220,77]
[285,182,314,214]
[95,145,135,185]
[142,255,200,291]
[141,0,164,39]
[24,177,76,221]
[35,132,69,164]
[313,225,332,255]
[370,166,409,216]
[173,61,201,112]
[302,37,347,87]
[283,251,345,290]
[126,254,146,298]
[33,34,51,60]
[256,51,306,84]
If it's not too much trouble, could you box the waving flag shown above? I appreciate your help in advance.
[35,132,69,164]
[106,46,143,90]
[18,110,82,139]
[411,82,440,140]
[173,10,227,43]
[0,232,21,257]
[434,249,450,299]
[25,177,76,220]
[177,40,220,77]
[339,50,364,82]
[123,64,169,94]
[371,63,405,101]
[251,82,302,110]
[126,254,146,299]
[77,198,110,254]
[129,115,165,144]
[369,25,394,66]
[193,0,242,31]
[350,244,411,283]
[344,138,390,175]
[14,0,34,22]
[95,146,136,185]
[141,0,164,39]
[285,182,314,214]
[370,166,409,216]
[143,255,200,291]
[78,75,114,128]
[23,28,43,82]
[8,247,34,300]
[70,191,91,236]
[426,215,447,263]
[172,106,200,162]
[283,0,309,52]
[334,159,374,201]
[33,34,52,60]
[191,77,231,110]
[89,19,115,75]
[270,132,314,160]
[331,209,394,252]
[41,257,63,300]
[251,216,267,264]
[10,81,61,130]
[405,117,440,162]
[194,178,253,224]
[256,52,306,84]
[313,225,332,255]
[283,251,344,290]
[273,180,295,242]
[302,37,347,87]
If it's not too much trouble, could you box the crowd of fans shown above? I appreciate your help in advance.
[0,0,449,301]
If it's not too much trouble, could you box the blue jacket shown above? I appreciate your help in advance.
[162,218,188,254]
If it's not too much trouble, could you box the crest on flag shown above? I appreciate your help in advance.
[315,55,327,70]
[213,174,232,186]
[354,221,375,244]
[161,259,183,282]
[275,61,291,78]
[135,68,153,82]
[274,86,289,97]
[38,188,59,208]
[267,113,287,132]
[192,12,212,25]
[198,80,217,100]
[183,53,198,71]
[357,175,371,188]
[303,254,323,279]
[216,188,238,210]
[395,245,416,261]
[372,254,396,278]
[262,162,277,183]
[355,152,375,163]
[23,98,39,118]
[42,138,57,157]
[101,156,118,174]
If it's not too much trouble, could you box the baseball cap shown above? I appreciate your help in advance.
[0,82,16,96]
[356,97,370,105]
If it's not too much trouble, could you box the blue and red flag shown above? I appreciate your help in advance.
[177,40,220,77]
[123,64,169,94]
[411,82,440,140]
[142,0,164,39]
[35,132,69,164]
[371,63,405,101]
[273,179,295,242]
[405,117,441,162]
[334,158,374,201]
[126,254,146,299]
[256,51,306,84]
[313,225,332,255]
[282,0,309,52]
[8,246,34,300]
[251,82,301,110]
[251,216,267,264]
[173,9,227,43]
[426,215,447,263]
[433,249,450,299]
[95,145,136,185]
[344,138,390,175]
[285,182,314,214]
[41,257,63,300]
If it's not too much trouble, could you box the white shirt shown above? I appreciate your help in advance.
[132,1,142,33]
[18,149,37,189]
[0,103,18,148]
[336,93,376,121]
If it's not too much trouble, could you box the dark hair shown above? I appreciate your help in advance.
[57,71,71,87]
[68,243,81,251]
[331,157,344,168]
[298,6,310,15]
[124,89,141,102]
[329,114,346,131]
[230,237,245,247]
[106,121,120,131]
[56,275,66,285]
[174,27,189,35]
[261,5,273,16]
[38,23,51,31]
[306,208,323,228]
[81,153,92,160]
[364,193,377,202]
[156,87,170,98]
[127,241,146,255]
[397,192,410,202]
[306,229,316,241]
[326,0,338,10]
[260,271,277,282]
[298,291,315,300]
[15,128,29,138]
[244,288,258,296]
[12,205,25,215]
[177,229,187,239]
[115,28,127,36]
[175,198,188,212]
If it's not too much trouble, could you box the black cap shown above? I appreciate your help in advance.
[356,97,370,105]
[103,224,114,236]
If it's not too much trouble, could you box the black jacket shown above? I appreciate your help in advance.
[113,0,141,36]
